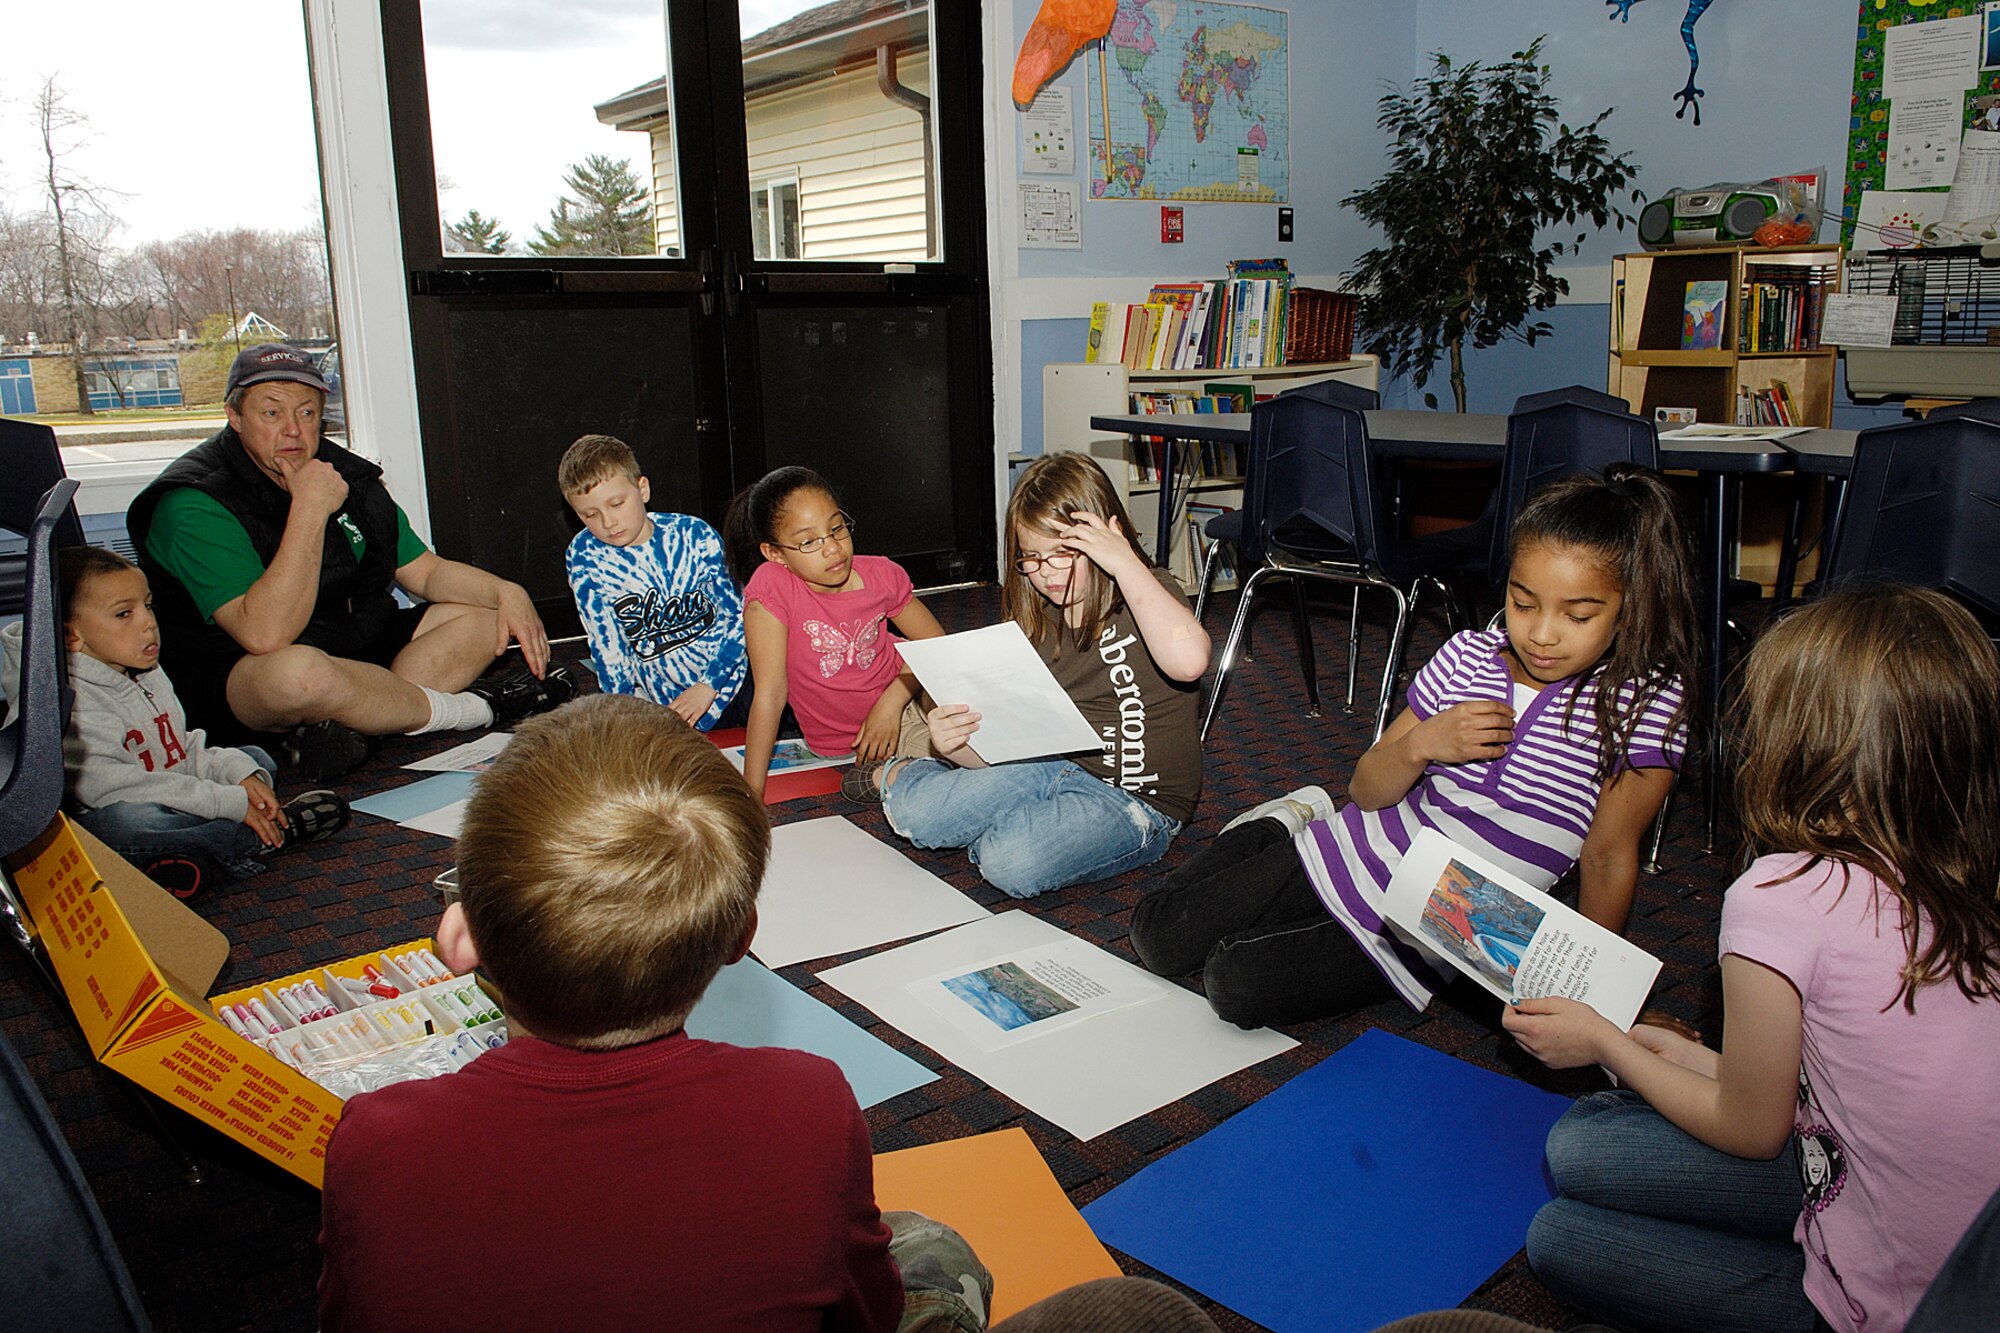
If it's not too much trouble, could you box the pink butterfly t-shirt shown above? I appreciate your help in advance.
[743,554,914,756]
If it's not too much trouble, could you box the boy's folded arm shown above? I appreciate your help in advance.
[73,755,252,822]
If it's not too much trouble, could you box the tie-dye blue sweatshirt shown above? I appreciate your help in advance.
[564,513,746,728]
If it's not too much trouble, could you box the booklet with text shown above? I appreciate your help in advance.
[1382,827,1662,1030]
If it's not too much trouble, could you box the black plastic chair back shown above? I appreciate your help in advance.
[1918,397,2000,426]
[0,480,77,860]
[1822,415,2000,626]
[1,419,85,618]
[1273,378,1380,411]
[1489,395,1661,580]
[1242,389,1384,577]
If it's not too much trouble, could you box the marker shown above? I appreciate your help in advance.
[302,980,338,1018]
[274,987,310,1024]
[247,998,285,1035]
[417,948,452,982]
[361,964,401,999]
[218,1006,254,1041]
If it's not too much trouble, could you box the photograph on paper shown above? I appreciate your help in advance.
[1382,828,1662,1030]
[721,739,851,774]
[914,940,1163,1051]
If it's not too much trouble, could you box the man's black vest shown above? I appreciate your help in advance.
[128,427,404,670]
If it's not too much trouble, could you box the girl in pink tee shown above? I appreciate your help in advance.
[1506,585,2000,1333]
[724,468,944,801]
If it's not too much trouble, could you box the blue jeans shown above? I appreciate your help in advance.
[883,757,1180,899]
[74,745,276,879]
[1526,1089,1820,1333]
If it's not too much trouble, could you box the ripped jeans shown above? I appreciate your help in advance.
[883,757,1180,899]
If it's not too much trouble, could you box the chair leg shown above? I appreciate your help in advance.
[1289,577,1321,718]
[1193,539,1224,624]
[1373,583,1414,743]
[1344,586,1363,710]
[1201,566,1270,742]
[1645,775,1675,875]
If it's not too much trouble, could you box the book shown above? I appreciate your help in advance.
[1681,280,1728,350]
[1380,828,1662,1029]
[1085,302,1110,363]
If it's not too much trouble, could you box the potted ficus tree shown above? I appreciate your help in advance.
[1343,37,1640,411]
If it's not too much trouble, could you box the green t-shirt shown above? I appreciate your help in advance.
[144,487,428,622]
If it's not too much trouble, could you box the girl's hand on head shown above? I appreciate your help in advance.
[1054,511,1144,582]
[1410,700,1515,764]
[925,702,982,756]
[1502,996,1620,1070]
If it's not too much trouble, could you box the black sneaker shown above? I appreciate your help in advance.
[468,664,576,726]
[841,759,888,805]
[280,789,351,848]
[283,720,373,781]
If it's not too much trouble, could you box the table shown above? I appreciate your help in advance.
[1090,409,1859,849]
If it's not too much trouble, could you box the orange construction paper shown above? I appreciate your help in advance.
[873,1128,1124,1321]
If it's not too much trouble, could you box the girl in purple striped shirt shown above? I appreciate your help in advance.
[1131,465,1698,1027]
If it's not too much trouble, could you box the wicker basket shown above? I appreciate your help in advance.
[1284,287,1358,364]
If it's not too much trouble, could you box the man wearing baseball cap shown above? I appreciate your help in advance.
[127,343,570,780]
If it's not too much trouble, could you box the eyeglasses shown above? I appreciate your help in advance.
[1013,549,1079,575]
[771,514,855,555]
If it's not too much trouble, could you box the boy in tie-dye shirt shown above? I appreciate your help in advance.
[559,435,746,729]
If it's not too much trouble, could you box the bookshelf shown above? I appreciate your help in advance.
[1041,357,1379,589]
[1608,242,1843,592]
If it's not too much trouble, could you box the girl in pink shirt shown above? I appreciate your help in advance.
[1506,585,2000,1333]
[724,468,944,800]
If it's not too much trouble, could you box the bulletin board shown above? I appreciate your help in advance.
[1844,0,2000,244]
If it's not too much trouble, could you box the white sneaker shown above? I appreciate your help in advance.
[1219,784,1336,836]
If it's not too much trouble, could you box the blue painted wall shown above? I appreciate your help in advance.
[1011,0,1902,438]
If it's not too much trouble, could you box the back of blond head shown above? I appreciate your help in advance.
[1732,584,2000,1009]
[457,695,769,1046]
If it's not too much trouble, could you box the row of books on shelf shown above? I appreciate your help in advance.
[1735,380,1804,426]
[1122,386,1255,483]
[1737,263,1834,353]
[1084,259,1297,371]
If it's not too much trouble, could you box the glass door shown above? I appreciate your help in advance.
[383,0,991,619]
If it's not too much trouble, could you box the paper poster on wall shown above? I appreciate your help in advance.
[1019,86,1074,175]
[1855,189,1945,249]
[1887,91,1964,188]
[1018,182,1082,249]
[1984,3,2000,70]
[1884,15,1980,95]
[1945,126,2000,221]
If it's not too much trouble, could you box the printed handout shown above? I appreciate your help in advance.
[405,732,513,773]
[894,622,1100,764]
[720,739,851,775]
[401,799,468,840]
[915,937,1161,1052]
[749,816,986,968]
[1382,828,1662,1030]
[1658,424,1809,441]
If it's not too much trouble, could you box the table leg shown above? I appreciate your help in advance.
[1775,474,1808,609]
[1702,475,1735,853]
[1155,436,1177,567]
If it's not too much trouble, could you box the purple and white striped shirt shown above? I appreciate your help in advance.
[1295,629,1686,1010]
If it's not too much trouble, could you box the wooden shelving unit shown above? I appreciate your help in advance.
[1609,242,1843,592]
[1610,242,1842,427]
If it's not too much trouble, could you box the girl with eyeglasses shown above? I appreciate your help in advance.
[854,453,1208,898]
[723,467,945,801]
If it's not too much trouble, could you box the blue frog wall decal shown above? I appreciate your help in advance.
[1609,0,1718,126]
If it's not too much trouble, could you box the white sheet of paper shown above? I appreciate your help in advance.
[1887,91,1964,189]
[401,800,468,839]
[1658,424,1809,441]
[1855,189,1944,249]
[405,732,512,772]
[1946,127,2000,220]
[1019,181,1082,249]
[1819,294,1899,348]
[1020,86,1075,175]
[750,816,987,969]
[894,623,1100,764]
[820,912,1298,1141]
[1885,16,1980,95]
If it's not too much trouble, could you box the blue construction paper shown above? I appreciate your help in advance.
[686,958,938,1110]
[351,771,478,822]
[1082,1028,1570,1333]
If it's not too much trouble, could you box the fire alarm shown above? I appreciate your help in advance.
[1161,206,1184,243]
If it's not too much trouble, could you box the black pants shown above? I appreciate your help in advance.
[1129,818,1390,1028]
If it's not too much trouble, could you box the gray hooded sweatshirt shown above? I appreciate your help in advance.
[1,621,266,821]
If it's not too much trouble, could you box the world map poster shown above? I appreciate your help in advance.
[1085,1,1289,203]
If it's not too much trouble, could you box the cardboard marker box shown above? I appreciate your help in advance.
[6,814,446,1188]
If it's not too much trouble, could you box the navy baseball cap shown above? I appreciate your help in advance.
[226,343,329,397]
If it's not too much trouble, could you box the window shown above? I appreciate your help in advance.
[751,177,801,260]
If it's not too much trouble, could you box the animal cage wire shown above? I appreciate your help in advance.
[1843,247,2000,345]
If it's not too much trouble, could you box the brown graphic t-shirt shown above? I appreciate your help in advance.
[1038,568,1204,823]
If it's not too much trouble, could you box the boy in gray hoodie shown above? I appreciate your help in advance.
[0,546,348,897]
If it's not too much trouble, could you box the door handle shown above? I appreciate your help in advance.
[721,250,743,318]
[699,249,719,317]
